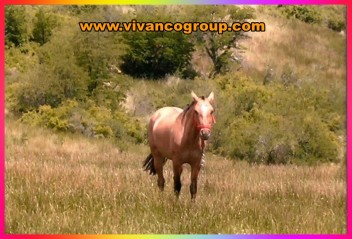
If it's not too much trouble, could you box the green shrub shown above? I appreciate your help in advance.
[327,18,345,32]
[281,6,322,24]
[214,104,295,164]
[210,72,342,165]
[19,99,146,144]
[322,6,346,31]
[20,100,78,131]
[295,114,339,163]
[93,124,113,138]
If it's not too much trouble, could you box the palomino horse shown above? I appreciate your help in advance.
[143,91,216,200]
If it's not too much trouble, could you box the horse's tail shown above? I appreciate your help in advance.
[143,153,156,175]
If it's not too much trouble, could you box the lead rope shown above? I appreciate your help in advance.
[200,140,206,168]
[200,139,206,190]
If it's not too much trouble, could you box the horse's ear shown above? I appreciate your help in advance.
[191,91,199,102]
[207,92,214,104]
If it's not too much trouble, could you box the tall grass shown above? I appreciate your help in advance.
[5,121,346,234]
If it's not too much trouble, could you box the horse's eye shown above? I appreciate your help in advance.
[194,111,199,115]
[211,110,214,114]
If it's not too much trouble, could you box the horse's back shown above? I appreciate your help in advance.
[149,107,182,134]
[148,107,182,157]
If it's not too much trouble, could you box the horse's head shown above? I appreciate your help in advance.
[191,91,216,140]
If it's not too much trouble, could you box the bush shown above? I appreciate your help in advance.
[281,6,322,24]
[20,100,78,131]
[295,114,340,163]
[214,105,295,164]
[210,72,341,165]
[19,99,146,144]
[327,18,345,32]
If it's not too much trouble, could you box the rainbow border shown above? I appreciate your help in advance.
[0,0,350,238]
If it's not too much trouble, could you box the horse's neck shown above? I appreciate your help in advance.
[181,110,201,148]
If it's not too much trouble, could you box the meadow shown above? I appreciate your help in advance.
[5,121,346,234]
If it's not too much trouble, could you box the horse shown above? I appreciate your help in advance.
[143,91,216,200]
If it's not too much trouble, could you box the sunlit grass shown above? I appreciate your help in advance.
[5,121,346,234]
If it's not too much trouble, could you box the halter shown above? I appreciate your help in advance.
[192,113,216,130]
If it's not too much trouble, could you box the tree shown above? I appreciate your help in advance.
[73,6,128,92]
[5,6,28,47]
[31,8,57,45]
[185,6,255,77]
[120,31,194,79]
[118,6,195,79]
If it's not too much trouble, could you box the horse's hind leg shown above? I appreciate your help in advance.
[173,160,183,197]
[153,152,166,191]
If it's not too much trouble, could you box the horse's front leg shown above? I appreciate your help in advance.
[172,159,183,198]
[190,162,201,201]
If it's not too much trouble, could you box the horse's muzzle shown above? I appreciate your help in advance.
[200,128,211,140]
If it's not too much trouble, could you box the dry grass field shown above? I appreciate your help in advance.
[5,121,346,234]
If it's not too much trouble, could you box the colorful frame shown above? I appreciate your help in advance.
[1,0,350,238]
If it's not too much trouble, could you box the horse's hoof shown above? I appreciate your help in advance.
[174,191,181,198]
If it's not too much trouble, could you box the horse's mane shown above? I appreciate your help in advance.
[183,100,196,113]
[182,96,206,122]
[183,96,205,113]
